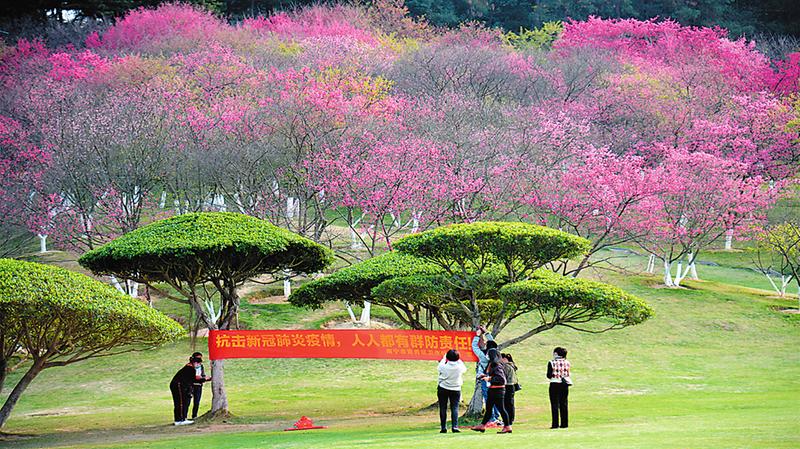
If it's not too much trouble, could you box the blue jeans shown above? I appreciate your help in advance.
[480,380,500,421]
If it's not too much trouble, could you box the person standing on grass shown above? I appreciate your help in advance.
[501,353,519,427]
[547,347,572,429]
[170,357,203,425]
[190,352,211,420]
[437,349,467,433]
[472,325,501,425]
[471,348,512,434]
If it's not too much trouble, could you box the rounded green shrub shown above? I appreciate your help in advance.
[79,212,333,283]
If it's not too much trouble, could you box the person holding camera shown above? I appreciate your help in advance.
[472,325,500,425]
[437,349,467,433]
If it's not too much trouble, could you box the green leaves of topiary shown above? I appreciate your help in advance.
[394,221,591,279]
[0,258,184,357]
[79,212,334,284]
[500,271,654,332]
[289,251,442,309]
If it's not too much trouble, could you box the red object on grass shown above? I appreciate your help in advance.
[284,416,327,431]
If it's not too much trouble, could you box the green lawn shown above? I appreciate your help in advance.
[2,251,799,448]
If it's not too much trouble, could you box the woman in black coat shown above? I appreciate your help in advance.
[471,348,512,434]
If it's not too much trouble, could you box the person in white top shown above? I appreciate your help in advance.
[437,349,467,433]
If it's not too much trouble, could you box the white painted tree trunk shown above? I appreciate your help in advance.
[110,275,124,293]
[663,260,675,287]
[350,229,364,249]
[724,229,733,250]
[345,302,358,323]
[109,275,139,297]
[214,194,226,212]
[646,254,656,273]
[689,262,699,281]
[411,212,420,234]
[764,274,793,297]
[286,197,296,219]
[350,214,365,249]
[283,270,292,299]
[359,301,371,326]
[159,191,167,209]
[672,254,694,287]
[37,234,47,253]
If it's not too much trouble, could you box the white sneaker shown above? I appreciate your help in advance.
[175,420,194,426]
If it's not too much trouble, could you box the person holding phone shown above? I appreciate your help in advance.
[190,352,211,420]
[437,349,467,433]
[472,325,500,425]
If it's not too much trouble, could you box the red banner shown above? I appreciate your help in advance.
[208,329,478,362]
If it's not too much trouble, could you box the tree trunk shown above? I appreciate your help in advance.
[689,262,698,281]
[724,229,733,250]
[360,301,371,326]
[646,254,656,273]
[0,357,7,395]
[0,361,44,429]
[209,359,229,416]
[37,234,47,253]
[464,381,484,418]
[663,260,675,287]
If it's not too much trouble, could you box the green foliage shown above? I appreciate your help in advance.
[504,21,563,50]
[500,271,654,331]
[0,258,184,351]
[394,221,590,279]
[79,212,333,284]
[371,274,451,305]
[289,251,442,309]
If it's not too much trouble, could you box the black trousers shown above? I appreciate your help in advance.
[482,387,510,426]
[170,382,191,422]
[504,385,516,425]
[549,382,569,428]
[191,384,203,419]
[437,386,461,430]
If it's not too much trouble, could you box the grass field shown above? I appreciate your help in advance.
[1,249,799,448]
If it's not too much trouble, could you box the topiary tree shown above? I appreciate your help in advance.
[78,212,334,417]
[292,221,653,416]
[0,259,184,429]
[289,251,446,327]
